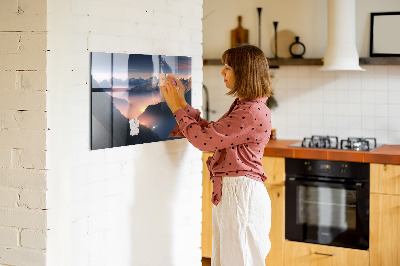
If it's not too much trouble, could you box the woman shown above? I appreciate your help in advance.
[161,44,273,266]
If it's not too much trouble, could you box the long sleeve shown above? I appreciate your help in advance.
[169,104,210,138]
[172,105,257,152]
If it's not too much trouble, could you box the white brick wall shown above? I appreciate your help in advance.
[0,248,46,266]
[0,0,48,265]
[0,187,19,208]
[0,227,19,247]
[21,229,47,250]
[47,1,203,266]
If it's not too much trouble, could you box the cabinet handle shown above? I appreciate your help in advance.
[314,252,335,257]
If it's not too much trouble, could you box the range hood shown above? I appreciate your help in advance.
[320,0,365,71]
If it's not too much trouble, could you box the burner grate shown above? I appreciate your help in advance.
[301,135,339,149]
[296,136,378,151]
[340,137,377,151]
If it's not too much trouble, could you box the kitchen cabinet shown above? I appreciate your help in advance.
[201,154,286,266]
[202,156,400,265]
[261,141,400,266]
[370,163,400,195]
[370,163,400,266]
[370,193,400,266]
[261,156,285,266]
[264,184,284,266]
[261,156,285,186]
[284,241,369,266]
[202,152,213,258]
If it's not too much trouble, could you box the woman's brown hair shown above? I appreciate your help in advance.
[221,44,273,99]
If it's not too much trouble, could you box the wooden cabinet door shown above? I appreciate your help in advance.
[284,241,369,266]
[370,193,400,266]
[262,156,285,265]
[201,152,213,258]
[262,156,285,186]
[264,184,284,266]
[370,163,400,195]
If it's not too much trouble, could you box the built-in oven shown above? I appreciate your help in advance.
[285,158,369,250]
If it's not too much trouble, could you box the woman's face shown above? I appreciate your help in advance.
[220,64,235,89]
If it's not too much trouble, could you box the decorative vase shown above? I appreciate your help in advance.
[289,36,306,58]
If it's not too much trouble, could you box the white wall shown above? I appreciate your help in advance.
[204,0,326,59]
[0,0,48,265]
[203,0,400,58]
[47,0,203,266]
[271,65,400,144]
[204,64,400,145]
[203,0,400,145]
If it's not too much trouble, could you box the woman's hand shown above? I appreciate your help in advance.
[160,75,185,113]
[167,75,187,108]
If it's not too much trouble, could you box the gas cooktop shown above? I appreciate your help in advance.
[289,135,382,151]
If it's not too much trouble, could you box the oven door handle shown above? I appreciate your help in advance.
[287,177,364,189]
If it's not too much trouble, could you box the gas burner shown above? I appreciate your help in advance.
[290,136,380,151]
[301,135,339,149]
[340,137,377,151]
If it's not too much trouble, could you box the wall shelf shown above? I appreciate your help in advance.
[203,57,400,67]
[268,58,323,67]
[359,57,400,65]
[203,58,323,67]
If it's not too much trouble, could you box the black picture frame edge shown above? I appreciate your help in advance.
[370,11,400,57]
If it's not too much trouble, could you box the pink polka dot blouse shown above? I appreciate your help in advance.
[169,97,272,206]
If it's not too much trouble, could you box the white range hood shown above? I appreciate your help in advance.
[320,0,365,71]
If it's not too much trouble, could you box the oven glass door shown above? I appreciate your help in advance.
[286,179,369,250]
[298,185,356,231]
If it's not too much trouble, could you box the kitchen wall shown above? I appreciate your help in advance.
[271,65,400,144]
[204,65,400,144]
[203,0,400,144]
[0,0,48,265]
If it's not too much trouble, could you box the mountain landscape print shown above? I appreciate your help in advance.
[90,52,192,150]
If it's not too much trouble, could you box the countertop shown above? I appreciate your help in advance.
[263,139,400,165]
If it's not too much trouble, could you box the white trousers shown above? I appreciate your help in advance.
[212,176,271,266]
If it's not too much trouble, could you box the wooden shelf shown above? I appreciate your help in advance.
[268,58,322,67]
[359,57,400,65]
[202,59,223,66]
[203,57,400,67]
[203,58,323,67]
